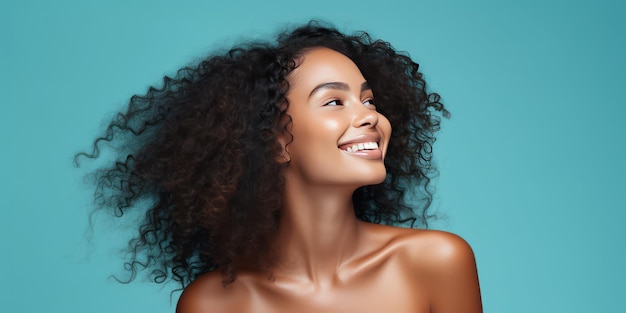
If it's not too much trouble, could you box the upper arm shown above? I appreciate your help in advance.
[417,231,483,313]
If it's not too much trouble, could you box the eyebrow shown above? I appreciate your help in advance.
[308,81,371,99]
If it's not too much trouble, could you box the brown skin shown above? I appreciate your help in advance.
[176,48,482,313]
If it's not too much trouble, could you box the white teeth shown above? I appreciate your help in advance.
[343,142,379,152]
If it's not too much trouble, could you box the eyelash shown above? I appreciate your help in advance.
[324,100,342,106]
[324,98,376,107]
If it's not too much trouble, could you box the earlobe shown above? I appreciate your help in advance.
[275,111,293,165]
[274,139,291,164]
[277,149,291,164]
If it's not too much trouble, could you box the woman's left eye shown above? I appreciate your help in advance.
[363,99,376,107]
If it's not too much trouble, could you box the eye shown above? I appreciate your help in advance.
[363,98,376,108]
[324,100,343,106]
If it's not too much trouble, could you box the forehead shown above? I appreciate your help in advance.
[287,47,366,92]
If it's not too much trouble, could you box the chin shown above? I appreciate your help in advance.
[372,174,387,185]
[360,169,388,186]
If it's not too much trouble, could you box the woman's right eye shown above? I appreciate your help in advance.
[324,100,342,106]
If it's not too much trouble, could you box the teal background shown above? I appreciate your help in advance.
[1,0,624,312]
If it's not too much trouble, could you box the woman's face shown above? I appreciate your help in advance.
[283,47,392,187]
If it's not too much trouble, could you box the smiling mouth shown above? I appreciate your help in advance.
[339,141,379,153]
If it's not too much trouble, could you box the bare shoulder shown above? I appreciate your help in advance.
[377,226,482,312]
[363,223,478,281]
[403,229,476,268]
[404,228,477,278]
[365,223,475,262]
[176,271,249,313]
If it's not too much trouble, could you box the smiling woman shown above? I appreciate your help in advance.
[77,21,482,312]
[282,48,392,187]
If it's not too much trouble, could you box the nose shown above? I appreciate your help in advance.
[351,103,379,128]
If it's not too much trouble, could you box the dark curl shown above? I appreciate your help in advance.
[75,21,448,289]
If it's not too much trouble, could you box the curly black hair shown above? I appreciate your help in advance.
[75,21,448,288]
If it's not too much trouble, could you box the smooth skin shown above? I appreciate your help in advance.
[177,48,482,313]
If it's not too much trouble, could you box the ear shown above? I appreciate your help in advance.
[275,101,293,164]
[275,129,292,165]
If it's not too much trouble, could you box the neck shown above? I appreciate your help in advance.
[273,177,362,288]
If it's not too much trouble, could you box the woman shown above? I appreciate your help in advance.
[78,22,482,312]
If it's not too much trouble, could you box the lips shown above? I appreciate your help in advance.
[338,134,381,151]
[339,141,379,152]
[337,134,383,160]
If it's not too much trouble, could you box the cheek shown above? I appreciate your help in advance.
[379,114,392,137]
[287,115,344,168]
[379,115,393,154]
[321,118,341,133]
[293,113,342,142]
